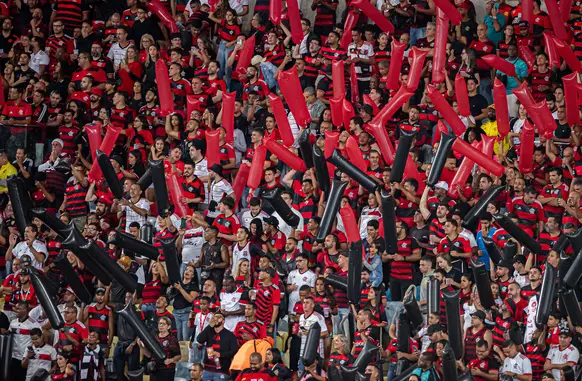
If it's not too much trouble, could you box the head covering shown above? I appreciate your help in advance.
[435,181,449,191]
[52,138,64,148]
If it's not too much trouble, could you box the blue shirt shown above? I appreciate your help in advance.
[497,57,529,93]
[476,228,497,270]
[412,367,441,381]
[484,14,506,45]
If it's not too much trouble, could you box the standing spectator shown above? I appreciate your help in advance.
[172,264,199,341]
[219,276,246,331]
[139,317,181,381]
[79,331,106,381]
[234,303,266,346]
[116,182,150,232]
[58,304,89,365]
[107,26,131,69]
[83,287,113,355]
[347,27,375,95]
[114,293,141,381]
[298,296,328,372]
[60,163,89,230]
[10,301,40,380]
[545,330,579,381]
[501,340,533,381]
[286,253,316,314]
[6,224,47,271]
[197,311,239,380]
[252,267,280,336]
[22,327,57,381]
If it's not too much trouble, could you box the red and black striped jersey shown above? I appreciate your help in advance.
[390,236,420,280]
[65,180,89,217]
[86,304,111,345]
[254,283,281,324]
[217,20,240,42]
[313,0,337,27]
[507,197,544,233]
[54,0,84,32]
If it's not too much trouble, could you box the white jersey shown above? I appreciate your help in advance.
[287,269,316,313]
[502,353,532,381]
[12,240,48,270]
[193,158,209,202]
[25,343,57,381]
[208,179,234,218]
[299,312,327,356]
[460,228,477,248]
[220,289,246,331]
[240,209,269,229]
[524,295,538,344]
[181,227,205,264]
[10,318,41,360]
[232,242,252,274]
[547,344,579,381]
[359,207,381,239]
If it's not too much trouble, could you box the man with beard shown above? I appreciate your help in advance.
[90,41,114,79]
[537,216,561,264]
[10,269,37,307]
[423,181,456,216]
[196,312,239,379]
[138,88,161,128]
[195,226,228,292]
[83,287,114,356]
[180,160,205,212]
[262,217,286,257]
[206,61,226,104]
[538,168,569,220]
[58,304,89,365]
[46,19,73,63]
[72,52,107,90]
[242,66,269,106]
[0,87,32,154]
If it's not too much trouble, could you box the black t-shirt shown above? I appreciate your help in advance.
[554,120,571,140]
[445,267,463,285]
[460,20,478,46]
[0,311,9,331]
[469,93,488,127]
[172,279,199,310]
[411,225,430,255]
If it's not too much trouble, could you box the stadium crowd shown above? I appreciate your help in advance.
[0,0,581,380]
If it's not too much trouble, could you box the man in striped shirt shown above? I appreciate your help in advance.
[252,267,280,336]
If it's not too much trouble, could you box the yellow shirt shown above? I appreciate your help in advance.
[0,162,18,193]
[481,121,510,156]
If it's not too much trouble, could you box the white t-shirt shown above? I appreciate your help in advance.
[193,311,213,343]
[232,242,252,274]
[26,344,57,381]
[228,0,248,22]
[10,318,41,360]
[220,290,245,331]
[208,179,234,218]
[359,207,381,239]
[12,240,48,270]
[547,344,579,381]
[121,198,150,232]
[107,42,130,67]
[181,227,205,264]
[299,312,327,356]
[502,353,532,381]
[240,209,269,229]
[194,158,209,201]
[30,50,49,75]
[287,269,316,313]
[524,295,538,344]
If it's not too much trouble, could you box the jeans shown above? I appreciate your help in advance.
[141,303,155,314]
[202,370,229,381]
[217,41,233,80]
[479,77,493,105]
[332,307,350,336]
[387,362,398,381]
[114,342,140,380]
[409,27,427,47]
[189,343,205,363]
[174,306,193,341]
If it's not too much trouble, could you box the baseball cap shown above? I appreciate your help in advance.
[65,286,76,295]
[95,287,106,295]
[497,260,512,269]
[519,20,530,29]
[90,87,103,97]
[426,324,443,335]
[472,310,486,321]
[513,255,527,265]
[435,181,449,191]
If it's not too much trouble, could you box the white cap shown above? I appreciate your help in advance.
[435,181,449,191]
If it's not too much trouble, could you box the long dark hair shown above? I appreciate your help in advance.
[267,348,284,365]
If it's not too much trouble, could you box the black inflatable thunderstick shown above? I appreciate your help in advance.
[161,236,181,285]
[55,255,92,304]
[327,149,378,193]
[347,241,363,305]
[482,237,503,265]
[389,129,415,184]
[96,150,124,199]
[31,207,72,239]
[427,276,441,314]
[493,214,542,254]
[313,146,330,195]
[117,302,166,360]
[443,288,463,360]
[260,187,300,228]
[471,259,495,309]
[62,226,113,285]
[108,230,159,260]
[315,179,348,242]
[149,159,171,217]
[462,185,504,229]
[535,263,558,327]
[7,176,31,235]
[403,287,424,331]
[427,132,455,187]
[298,129,314,169]
[30,268,65,329]
[380,188,398,254]
[302,322,321,367]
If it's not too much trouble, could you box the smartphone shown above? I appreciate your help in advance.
[237,39,243,46]
[180,217,187,229]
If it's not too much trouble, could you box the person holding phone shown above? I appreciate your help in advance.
[22,328,57,381]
